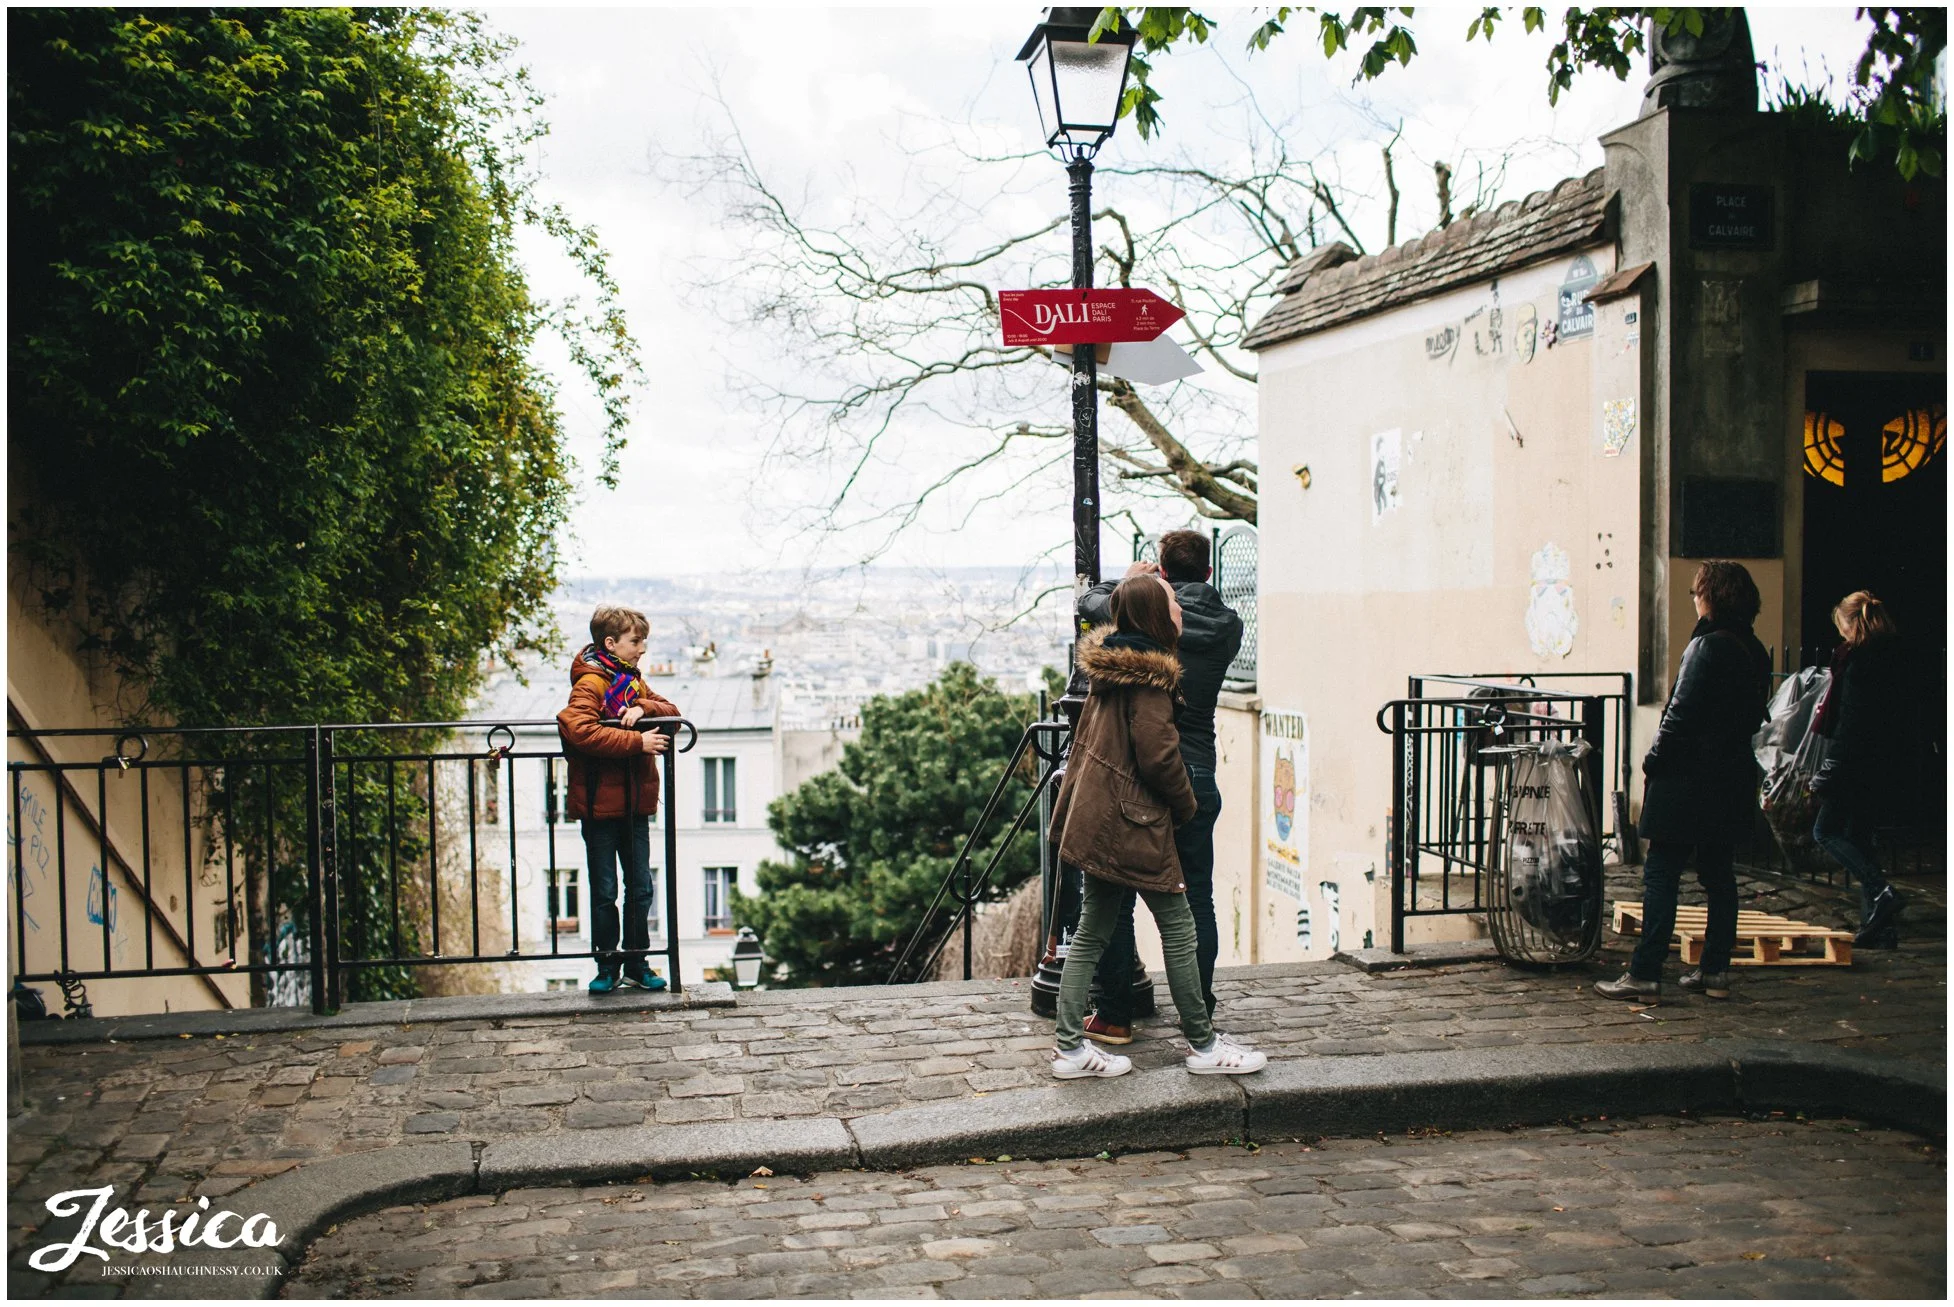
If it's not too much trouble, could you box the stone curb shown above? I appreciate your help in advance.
[1717,1037,1946,1137]
[17,983,738,1046]
[1242,1042,1737,1140]
[116,1141,478,1301]
[104,1039,1941,1299]
[848,1067,1245,1170]
[1334,939,1502,972]
[478,1117,857,1190]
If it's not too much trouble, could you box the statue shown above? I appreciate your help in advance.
[1642,9,1757,115]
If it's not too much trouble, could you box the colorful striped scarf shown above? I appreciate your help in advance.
[583,644,646,719]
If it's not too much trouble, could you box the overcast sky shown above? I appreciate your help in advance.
[488,5,1873,580]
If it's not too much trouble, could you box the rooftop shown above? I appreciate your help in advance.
[1244,167,1612,351]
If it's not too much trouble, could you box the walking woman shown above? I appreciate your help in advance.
[1046,575,1266,1078]
[1597,561,1771,1003]
[1811,591,1909,947]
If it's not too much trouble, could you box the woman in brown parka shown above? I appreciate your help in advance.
[1047,576,1266,1079]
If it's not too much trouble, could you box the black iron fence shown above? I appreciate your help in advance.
[1131,525,1257,687]
[886,707,1069,985]
[1379,678,1617,954]
[8,717,695,1015]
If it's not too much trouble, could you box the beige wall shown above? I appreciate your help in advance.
[1134,694,1261,974]
[8,575,248,1015]
[1252,248,1646,960]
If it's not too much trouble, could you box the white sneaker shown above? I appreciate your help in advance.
[1052,1040,1132,1079]
[1185,1034,1267,1075]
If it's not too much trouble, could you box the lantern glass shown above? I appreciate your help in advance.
[1019,13,1134,153]
[733,953,761,988]
[1048,35,1129,136]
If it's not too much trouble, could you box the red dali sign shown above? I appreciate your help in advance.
[998,288,1185,347]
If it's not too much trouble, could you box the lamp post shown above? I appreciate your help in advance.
[1016,7,1137,608]
[1018,8,1137,1019]
[730,926,766,990]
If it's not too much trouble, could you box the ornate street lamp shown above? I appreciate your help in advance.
[729,926,766,989]
[1016,7,1137,603]
[1018,9,1138,1020]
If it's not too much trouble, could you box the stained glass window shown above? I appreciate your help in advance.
[1881,405,1946,482]
[1803,410,1846,486]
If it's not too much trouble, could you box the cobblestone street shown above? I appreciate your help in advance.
[10,865,1944,1297]
[282,1113,1944,1299]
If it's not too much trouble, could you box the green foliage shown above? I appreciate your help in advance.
[9,9,640,732]
[732,663,1054,987]
[1849,7,1947,179]
[1095,5,1946,176]
[9,10,643,1003]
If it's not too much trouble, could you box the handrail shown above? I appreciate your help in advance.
[886,716,1068,985]
[11,715,699,1015]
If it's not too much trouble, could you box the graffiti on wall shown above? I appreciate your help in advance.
[1370,430,1401,523]
[8,779,52,933]
[1317,882,1342,954]
[1514,304,1540,363]
[1526,542,1579,658]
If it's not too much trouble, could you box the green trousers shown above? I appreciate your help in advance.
[1055,872,1214,1051]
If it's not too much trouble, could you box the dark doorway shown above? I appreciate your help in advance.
[1801,370,1945,830]
[1801,371,1946,662]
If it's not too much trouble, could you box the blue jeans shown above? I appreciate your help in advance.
[583,817,653,976]
[1812,797,1890,922]
[1057,873,1212,1052]
[1629,839,1736,980]
[1093,765,1221,1022]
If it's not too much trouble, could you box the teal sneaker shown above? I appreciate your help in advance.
[622,968,667,993]
[588,972,619,995]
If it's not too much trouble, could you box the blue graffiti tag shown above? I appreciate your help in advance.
[85,863,118,933]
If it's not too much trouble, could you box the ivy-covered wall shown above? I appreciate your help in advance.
[9,8,638,729]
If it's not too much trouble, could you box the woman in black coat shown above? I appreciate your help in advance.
[1810,591,1908,946]
[1596,561,1771,1003]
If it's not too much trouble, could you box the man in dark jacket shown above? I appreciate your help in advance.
[1072,530,1244,1042]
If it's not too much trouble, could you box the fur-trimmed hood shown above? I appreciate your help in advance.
[1076,626,1182,693]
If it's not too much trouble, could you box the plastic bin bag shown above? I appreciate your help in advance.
[1756,667,1833,875]
[1492,739,1602,962]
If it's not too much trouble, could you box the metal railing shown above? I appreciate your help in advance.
[1215,525,1257,686]
[1378,680,1614,953]
[886,708,1069,985]
[9,717,695,1015]
[1131,525,1257,687]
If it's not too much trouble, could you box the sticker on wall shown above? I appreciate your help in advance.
[1317,882,1342,954]
[1525,542,1579,659]
[1611,596,1627,627]
[1370,429,1401,522]
[1513,304,1539,363]
[1602,397,1636,458]
[1261,710,1309,905]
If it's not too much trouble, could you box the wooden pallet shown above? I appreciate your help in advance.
[1611,901,1854,966]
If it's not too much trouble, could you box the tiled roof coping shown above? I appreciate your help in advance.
[1246,167,1612,350]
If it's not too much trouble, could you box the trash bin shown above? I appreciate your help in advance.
[1485,739,1605,965]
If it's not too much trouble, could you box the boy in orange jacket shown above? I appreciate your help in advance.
[557,605,680,993]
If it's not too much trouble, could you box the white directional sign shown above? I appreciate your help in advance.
[1055,335,1202,386]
